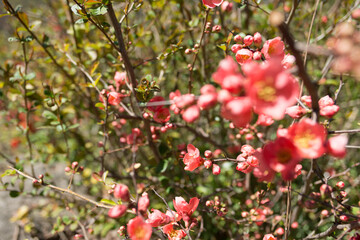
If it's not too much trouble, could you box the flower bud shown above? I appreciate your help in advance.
[114,184,130,202]
[244,35,254,46]
[212,164,221,175]
[108,205,127,218]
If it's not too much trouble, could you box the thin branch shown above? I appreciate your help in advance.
[9,166,113,209]
[278,23,320,120]
[188,9,210,93]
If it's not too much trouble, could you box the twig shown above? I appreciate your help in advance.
[285,0,300,25]
[20,41,35,177]
[188,9,210,93]
[284,181,292,240]
[328,129,360,134]
[9,166,113,209]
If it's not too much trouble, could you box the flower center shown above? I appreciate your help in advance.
[257,81,276,102]
[294,131,314,149]
[277,149,292,164]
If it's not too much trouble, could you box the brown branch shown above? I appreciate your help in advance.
[328,129,360,134]
[8,166,113,209]
[304,221,360,240]
[278,23,320,120]
[188,9,210,93]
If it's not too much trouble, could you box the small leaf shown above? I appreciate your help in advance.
[1,169,16,178]
[24,72,36,81]
[100,199,116,206]
[42,110,57,120]
[17,12,29,27]
[75,18,88,24]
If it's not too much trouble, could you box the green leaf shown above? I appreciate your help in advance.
[66,124,80,131]
[100,199,116,206]
[75,18,88,24]
[24,72,36,81]
[1,169,16,177]
[217,44,227,51]
[42,110,57,120]
[89,6,107,16]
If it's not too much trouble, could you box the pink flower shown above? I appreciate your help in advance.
[262,137,302,180]
[285,105,307,119]
[236,161,254,174]
[301,95,312,108]
[182,105,200,123]
[127,216,152,240]
[200,84,217,94]
[221,1,233,12]
[256,114,274,126]
[183,144,204,171]
[319,95,339,118]
[108,205,127,219]
[327,135,347,158]
[198,85,217,110]
[236,49,253,65]
[166,210,182,222]
[288,118,327,159]
[261,37,285,60]
[263,234,276,240]
[153,108,170,123]
[163,223,187,240]
[146,209,171,227]
[212,56,244,94]
[174,94,196,109]
[282,54,296,69]
[173,197,199,217]
[107,92,123,105]
[114,71,127,90]
[148,96,165,112]
[138,192,150,213]
[202,0,223,8]
[113,184,130,202]
[221,97,253,128]
[243,59,299,120]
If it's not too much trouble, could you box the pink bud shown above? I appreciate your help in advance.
[234,34,243,43]
[212,164,221,175]
[231,44,242,53]
[138,192,150,212]
[204,160,213,169]
[185,49,192,55]
[291,222,298,229]
[285,106,307,119]
[275,227,284,235]
[71,162,79,169]
[244,35,254,46]
[108,205,127,218]
[114,184,130,202]
[336,181,345,189]
[253,51,262,60]
[65,166,71,172]
[321,209,329,217]
[253,32,262,45]
[212,25,221,32]
[339,215,349,221]
[204,150,213,159]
